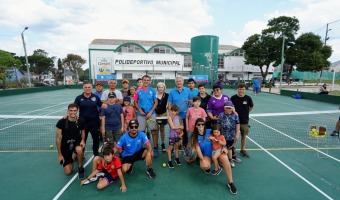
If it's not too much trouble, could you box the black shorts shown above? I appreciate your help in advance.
[156,119,167,126]
[61,141,81,167]
[226,140,235,149]
[122,148,146,164]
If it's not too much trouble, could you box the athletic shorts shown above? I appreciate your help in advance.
[169,136,181,146]
[212,148,222,156]
[61,141,81,167]
[156,112,168,126]
[122,148,146,164]
[105,129,122,144]
[102,169,116,185]
[240,124,250,136]
[137,114,156,131]
[226,139,235,149]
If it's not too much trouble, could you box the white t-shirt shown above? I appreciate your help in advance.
[101,89,123,102]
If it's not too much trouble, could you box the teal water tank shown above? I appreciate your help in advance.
[190,35,219,83]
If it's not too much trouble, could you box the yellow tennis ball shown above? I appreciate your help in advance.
[49,145,54,149]
[162,163,167,168]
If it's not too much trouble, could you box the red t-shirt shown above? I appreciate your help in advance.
[97,156,122,179]
[211,134,225,151]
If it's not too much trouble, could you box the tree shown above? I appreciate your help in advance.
[242,34,277,79]
[292,33,332,72]
[62,54,86,83]
[0,50,22,89]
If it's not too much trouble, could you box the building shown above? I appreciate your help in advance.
[88,35,274,84]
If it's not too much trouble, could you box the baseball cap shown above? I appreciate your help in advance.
[123,96,131,102]
[122,79,129,84]
[129,119,139,126]
[224,101,234,108]
[108,92,116,98]
[96,82,103,86]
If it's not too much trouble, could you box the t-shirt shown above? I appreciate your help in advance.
[211,134,225,150]
[97,156,122,179]
[168,87,191,119]
[231,94,253,124]
[155,93,169,115]
[115,131,150,157]
[74,93,102,122]
[186,107,207,132]
[207,94,230,117]
[56,117,85,148]
[217,112,239,140]
[197,129,212,157]
[101,89,123,102]
[198,93,211,110]
[101,103,124,130]
[134,87,157,116]
[123,105,136,121]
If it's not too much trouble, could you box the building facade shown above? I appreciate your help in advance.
[88,35,274,83]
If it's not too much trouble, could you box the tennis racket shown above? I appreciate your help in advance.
[146,118,159,140]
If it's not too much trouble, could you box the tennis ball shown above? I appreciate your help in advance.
[49,145,54,149]
[162,163,167,168]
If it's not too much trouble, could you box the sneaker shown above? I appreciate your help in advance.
[168,161,174,168]
[240,150,250,157]
[127,165,134,174]
[330,130,339,136]
[228,183,238,195]
[78,166,85,179]
[211,168,222,175]
[175,158,182,165]
[232,157,242,163]
[183,147,190,157]
[153,147,159,158]
[161,143,166,152]
[204,169,210,174]
[230,160,235,168]
[146,168,156,179]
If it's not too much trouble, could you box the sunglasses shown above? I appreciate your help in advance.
[197,123,205,126]
[130,125,138,129]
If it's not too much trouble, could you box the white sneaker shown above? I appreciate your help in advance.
[230,160,235,168]
[84,172,104,184]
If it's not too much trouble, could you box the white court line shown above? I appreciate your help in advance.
[254,95,317,111]
[250,117,340,162]
[52,155,94,200]
[247,136,333,200]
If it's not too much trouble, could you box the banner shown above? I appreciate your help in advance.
[189,75,208,82]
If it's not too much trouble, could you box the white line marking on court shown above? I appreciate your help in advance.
[0,93,67,104]
[254,95,317,111]
[250,110,340,117]
[247,136,334,200]
[52,155,94,200]
[250,117,340,162]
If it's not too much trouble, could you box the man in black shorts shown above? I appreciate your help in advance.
[56,103,86,179]
[114,120,156,179]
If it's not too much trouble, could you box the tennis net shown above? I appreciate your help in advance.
[246,110,340,151]
[0,110,339,151]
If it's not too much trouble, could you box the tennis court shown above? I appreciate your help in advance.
[0,87,339,200]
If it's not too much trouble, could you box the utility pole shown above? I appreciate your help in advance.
[21,27,31,87]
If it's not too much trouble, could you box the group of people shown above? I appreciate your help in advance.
[55,75,255,195]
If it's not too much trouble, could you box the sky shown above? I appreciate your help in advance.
[0,0,340,69]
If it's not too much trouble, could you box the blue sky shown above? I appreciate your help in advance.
[0,0,339,68]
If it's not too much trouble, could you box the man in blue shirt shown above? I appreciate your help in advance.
[114,120,156,179]
[187,78,199,106]
[168,77,191,152]
[74,81,103,156]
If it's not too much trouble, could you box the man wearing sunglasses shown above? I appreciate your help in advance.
[114,120,156,179]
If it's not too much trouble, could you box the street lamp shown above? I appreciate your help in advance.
[21,27,31,87]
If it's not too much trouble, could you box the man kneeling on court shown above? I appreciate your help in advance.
[56,103,86,179]
[114,120,156,179]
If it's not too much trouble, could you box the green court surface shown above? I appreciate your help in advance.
[0,88,339,200]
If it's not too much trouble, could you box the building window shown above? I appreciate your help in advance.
[231,49,244,57]
[117,44,146,53]
[177,72,189,76]
[184,54,192,68]
[232,74,243,78]
[150,45,175,54]
[122,73,133,79]
[218,56,224,68]
[148,72,162,76]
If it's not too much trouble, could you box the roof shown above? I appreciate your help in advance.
[90,39,239,51]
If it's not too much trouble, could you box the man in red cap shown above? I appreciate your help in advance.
[121,79,129,98]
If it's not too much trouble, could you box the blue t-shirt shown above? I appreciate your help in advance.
[189,88,199,99]
[101,103,124,131]
[116,131,150,157]
[217,112,240,140]
[136,87,157,116]
[253,79,259,88]
[197,129,212,157]
[74,93,102,122]
[168,87,191,119]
